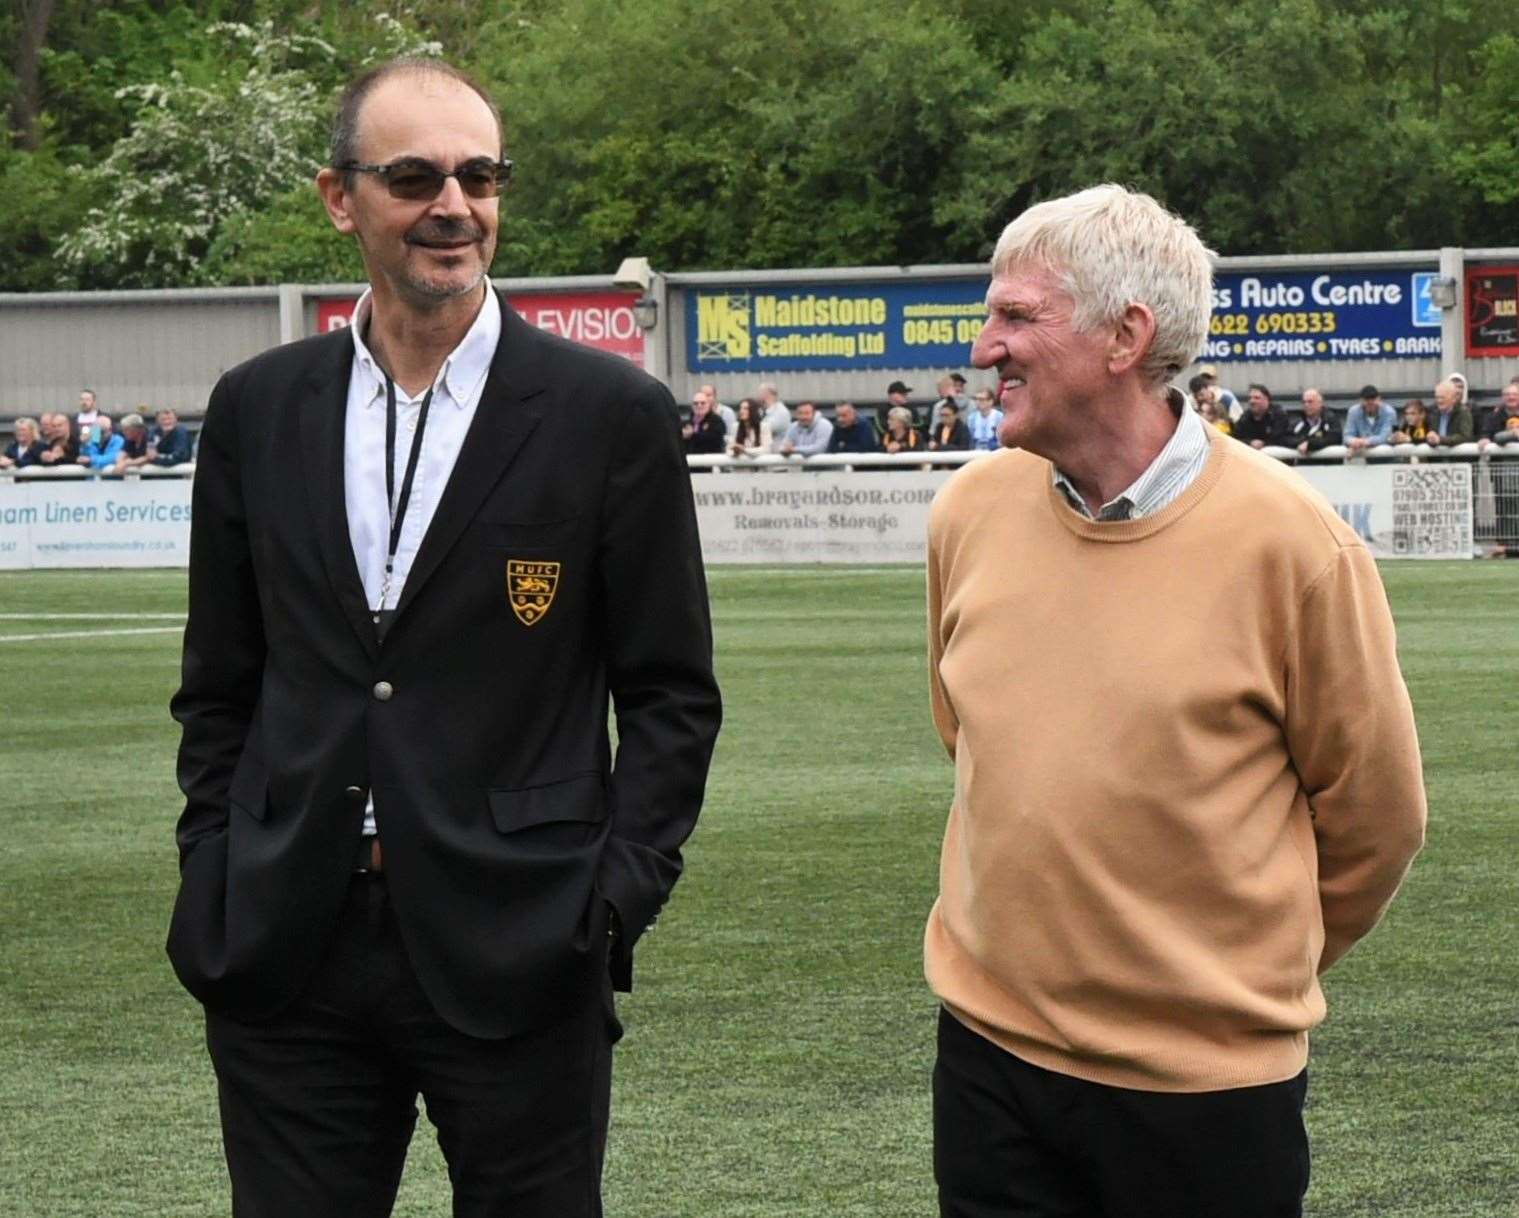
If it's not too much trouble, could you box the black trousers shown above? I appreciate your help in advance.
[204,873,619,1218]
[934,1008,1309,1218]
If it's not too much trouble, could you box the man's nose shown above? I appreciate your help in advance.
[429,174,473,218]
[969,322,1001,370]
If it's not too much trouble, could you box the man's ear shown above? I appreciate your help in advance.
[1108,302,1157,378]
[315,168,358,235]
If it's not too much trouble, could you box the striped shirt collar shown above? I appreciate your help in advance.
[1053,389,1210,522]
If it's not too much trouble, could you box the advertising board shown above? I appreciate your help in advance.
[316,291,645,366]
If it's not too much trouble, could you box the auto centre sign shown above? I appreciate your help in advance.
[316,291,645,366]
[1199,270,1442,363]
[686,270,1443,373]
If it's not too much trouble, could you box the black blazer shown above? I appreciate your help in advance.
[684,410,726,454]
[167,297,722,1039]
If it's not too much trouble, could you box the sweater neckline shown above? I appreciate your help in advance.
[1043,427,1230,543]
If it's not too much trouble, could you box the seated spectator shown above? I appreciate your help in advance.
[827,402,878,454]
[1197,363,1241,421]
[149,408,194,466]
[1,417,45,469]
[1479,381,1519,449]
[928,400,970,451]
[882,380,914,435]
[1289,388,1341,454]
[728,398,772,457]
[682,391,726,455]
[698,383,736,442]
[78,414,124,470]
[756,382,790,451]
[36,412,80,466]
[1231,383,1288,449]
[115,412,153,471]
[931,375,971,425]
[75,389,101,439]
[1424,377,1474,447]
[781,401,832,456]
[881,406,922,454]
[1344,385,1397,453]
[966,389,1003,451]
[1188,376,1232,435]
[1392,399,1430,445]
[1197,395,1231,436]
[1447,372,1470,408]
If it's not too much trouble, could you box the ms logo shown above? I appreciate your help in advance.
[696,293,752,360]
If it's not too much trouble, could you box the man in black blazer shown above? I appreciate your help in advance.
[166,56,721,1217]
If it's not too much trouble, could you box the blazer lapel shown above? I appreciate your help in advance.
[392,298,547,623]
[298,334,380,661]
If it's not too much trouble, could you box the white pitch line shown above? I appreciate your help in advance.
[0,612,186,620]
[0,625,183,644]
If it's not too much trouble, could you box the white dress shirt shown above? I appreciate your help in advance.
[343,286,500,834]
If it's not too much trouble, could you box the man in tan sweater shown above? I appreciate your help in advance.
[924,184,1426,1218]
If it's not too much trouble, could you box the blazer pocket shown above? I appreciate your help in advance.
[478,516,579,549]
[488,772,606,835]
[227,759,268,822]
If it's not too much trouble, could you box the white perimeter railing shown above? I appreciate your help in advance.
[684,443,1519,471]
[0,464,197,481]
[4,443,1518,481]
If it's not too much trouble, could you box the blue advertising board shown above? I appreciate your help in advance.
[686,280,988,373]
[1200,270,1441,363]
[685,268,1444,373]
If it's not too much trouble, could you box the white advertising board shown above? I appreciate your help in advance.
[689,470,950,564]
[1294,463,1472,558]
[690,462,1473,565]
[0,461,1474,569]
[0,478,192,569]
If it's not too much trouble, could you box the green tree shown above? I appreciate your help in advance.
[481,0,999,275]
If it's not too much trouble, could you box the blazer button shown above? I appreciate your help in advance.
[372,681,394,701]
[344,785,365,802]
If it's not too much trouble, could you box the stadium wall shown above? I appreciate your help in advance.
[2,249,1518,422]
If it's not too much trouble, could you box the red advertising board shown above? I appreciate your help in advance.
[1466,266,1519,357]
[316,290,645,367]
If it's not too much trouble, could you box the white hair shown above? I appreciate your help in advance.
[990,183,1214,386]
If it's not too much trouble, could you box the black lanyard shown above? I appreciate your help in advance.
[377,373,434,613]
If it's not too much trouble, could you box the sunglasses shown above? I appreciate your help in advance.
[340,157,515,200]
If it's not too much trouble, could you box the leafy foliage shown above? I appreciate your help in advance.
[2,0,1517,289]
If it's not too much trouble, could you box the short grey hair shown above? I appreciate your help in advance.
[14,416,38,436]
[330,57,503,176]
[886,405,914,429]
[990,183,1214,386]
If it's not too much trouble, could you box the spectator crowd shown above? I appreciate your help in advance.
[1187,367,1519,455]
[10,373,1518,476]
[678,367,1519,462]
[1,389,195,473]
[680,373,1012,461]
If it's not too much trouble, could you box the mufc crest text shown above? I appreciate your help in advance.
[508,560,560,626]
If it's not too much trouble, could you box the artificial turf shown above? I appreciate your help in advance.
[0,563,1514,1215]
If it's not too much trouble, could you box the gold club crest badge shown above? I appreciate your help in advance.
[508,560,560,626]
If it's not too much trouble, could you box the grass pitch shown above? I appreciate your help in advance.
[0,563,1514,1216]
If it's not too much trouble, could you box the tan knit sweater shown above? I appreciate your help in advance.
[924,430,1426,1092]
